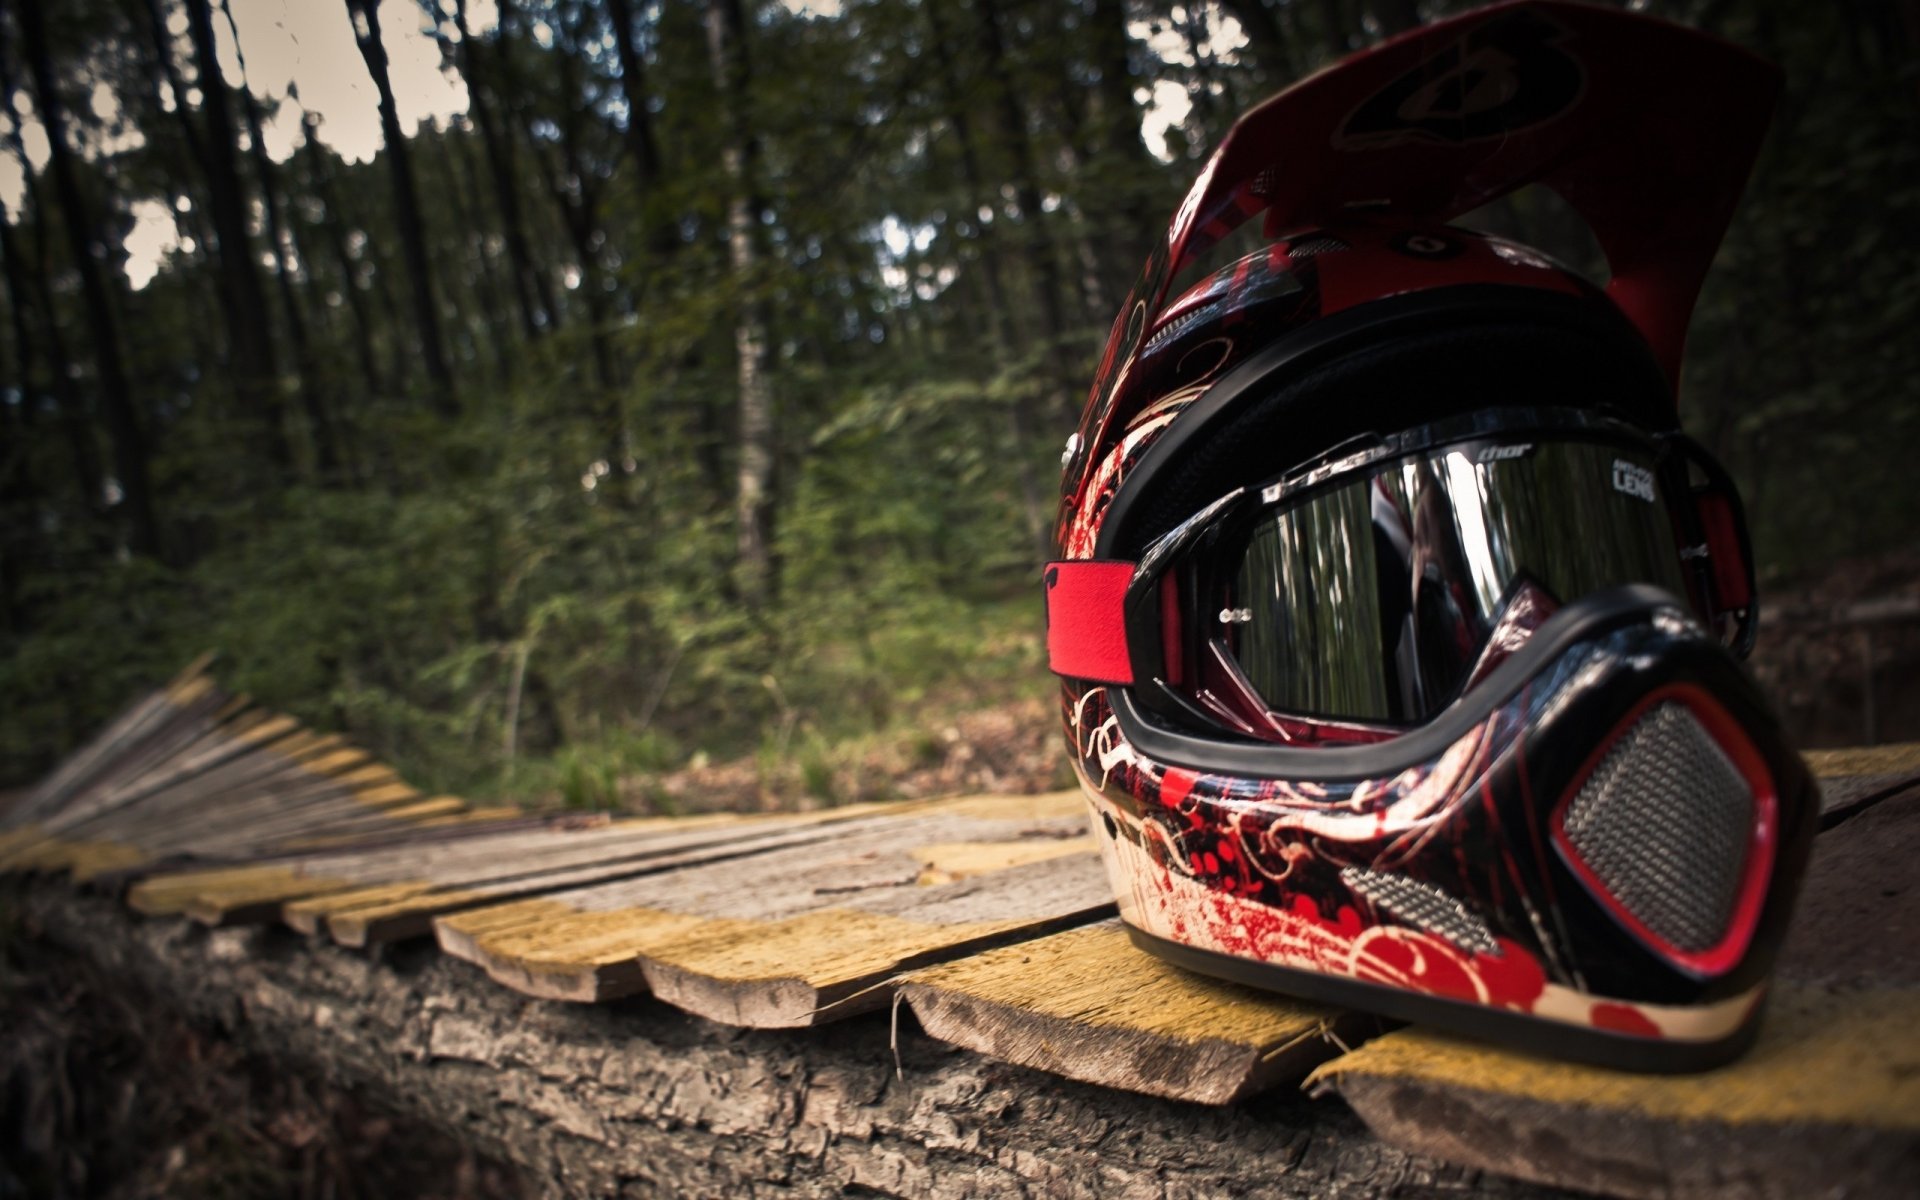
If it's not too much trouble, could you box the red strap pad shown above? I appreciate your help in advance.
[1045,561,1137,685]
[1697,493,1752,611]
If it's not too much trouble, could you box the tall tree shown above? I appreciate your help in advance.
[705,0,775,600]
[0,60,98,516]
[295,104,384,400]
[1218,0,1297,80]
[443,0,554,339]
[1088,0,1162,298]
[540,2,621,396]
[216,0,341,475]
[181,0,287,467]
[973,0,1078,413]
[605,0,662,188]
[346,0,457,413]
[923,0,1047,554]
[13,0,161,558]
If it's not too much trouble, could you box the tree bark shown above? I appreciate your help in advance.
[922,0,1048,559]
[0,85,99,516]
[545,11,619,397]
[1319,0,1354,58]
[448,0,555,340]
[14,0,160,559]
[605,0,662,190]
[182,0,290,467]
[1219,0,1297,80]
[443,125,518,385]
[607,0,679,261]
[705,0,776,603]
[973,0,1078,409]
[346,0,458,415]
[296,111,384,402]
[216,0,341,477]
[1369,0,1424,37]
[1087,0,1160,297]
[17,888,1573,1200]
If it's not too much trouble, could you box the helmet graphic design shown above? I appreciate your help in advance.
[1045,1,1817,1070]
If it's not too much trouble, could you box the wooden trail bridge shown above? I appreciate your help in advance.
[4,659,1917,1198]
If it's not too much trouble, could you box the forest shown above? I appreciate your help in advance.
[1,0,1915,804]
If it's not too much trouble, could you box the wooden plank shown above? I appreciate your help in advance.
[133,811,797,928]
[1310,783,1920,1200]
[435,791,1114,1025]
[899,918,1367,1104]
[2,665,216,827]
[1806,742,1920,822]
[298,801,956,945]
[315,817,857,947]
[896,743,1920,1109]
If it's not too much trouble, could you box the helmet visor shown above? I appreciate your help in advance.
[1189,430,1687,728]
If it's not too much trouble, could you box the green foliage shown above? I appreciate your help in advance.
[2,0,1914,798]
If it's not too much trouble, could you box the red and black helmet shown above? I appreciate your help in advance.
[1046,1,1816,1070]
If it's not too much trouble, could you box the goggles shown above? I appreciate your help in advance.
[1046,408,1755,745]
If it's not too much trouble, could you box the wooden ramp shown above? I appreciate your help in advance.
[8,663,1919,1200]
[1311,777,1920,1200]
[433,791,1109,1023]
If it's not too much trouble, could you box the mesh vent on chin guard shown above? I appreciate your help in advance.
[1562,703,1753,953]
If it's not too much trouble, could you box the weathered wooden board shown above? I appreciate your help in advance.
[1806,742,1920,821]
[133,810,864,939]
[0,664,498,883]
[2,654,217,828]
[899,918,1372,1104]
[311,807,906,947]
[129,814,714,918]
[435,791,1114,1026]
[1311,784,1920,1200]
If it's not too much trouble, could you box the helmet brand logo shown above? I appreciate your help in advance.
[1335,10,1585,151]
[1612,460,1657,503]
[1476,443,1534,463]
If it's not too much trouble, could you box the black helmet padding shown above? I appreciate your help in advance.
[1099,286,1673,560]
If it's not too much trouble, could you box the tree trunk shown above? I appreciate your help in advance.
[346,0,457,415]
[1318,0,1354,58]
[19,890,1569,1200]
[443,126,518,385]
[215,0,341,477]
[921,0,1048,559]
[0,85,99,517]
[1369,0,1423,37]
[607,0,678,260]
[545,17,619,397]
[1219,0,1297,81]
[181,0,289,469]
[1088,0,1163,295]
[705,0,776,603]
[15,0,160,559]
[449,0,554,340]
[296,112,384,403]
[973,0,1079,410]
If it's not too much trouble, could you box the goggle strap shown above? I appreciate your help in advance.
[1044,561,1138,685]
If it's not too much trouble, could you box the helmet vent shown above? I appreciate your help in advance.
[1142,303,1223,356]
[1562,702,1752,953]
[1286,236,1351,258]
[1341,867,1500,956]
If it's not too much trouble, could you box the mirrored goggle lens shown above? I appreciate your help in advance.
[1213,438,1687,725]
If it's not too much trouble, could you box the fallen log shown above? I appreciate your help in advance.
[15,886,1576,1200]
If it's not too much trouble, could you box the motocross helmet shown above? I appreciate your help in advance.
[1047,1,1816,1070]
